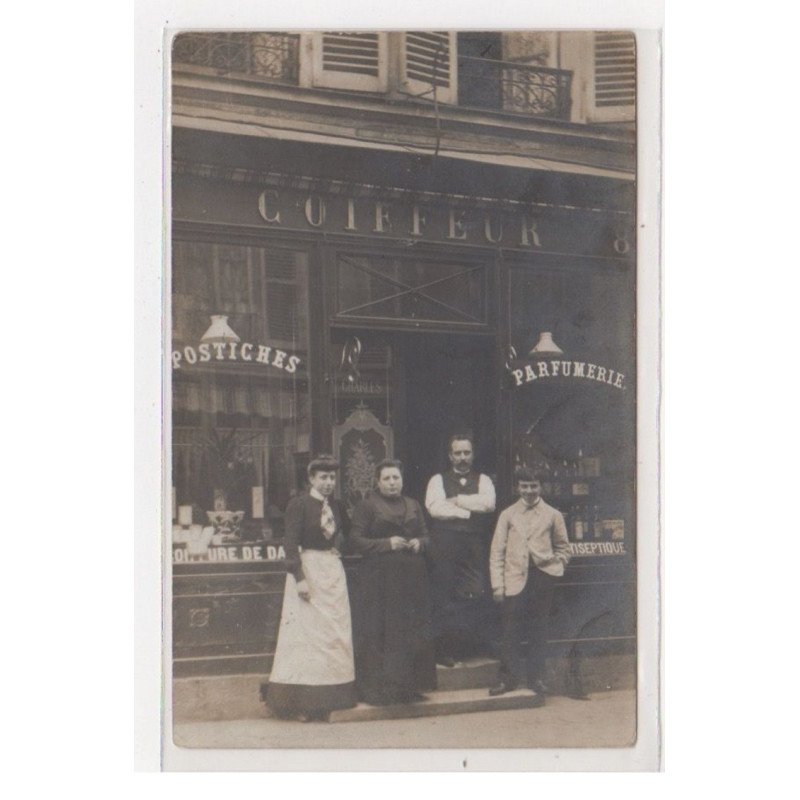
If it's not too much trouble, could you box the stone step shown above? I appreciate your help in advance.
[435,657,499,691]
[329,686,544,723]
[172,654,634,722]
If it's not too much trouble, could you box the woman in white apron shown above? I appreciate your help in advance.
[264,456,356,721]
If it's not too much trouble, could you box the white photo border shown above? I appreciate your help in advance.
[135,0,664,772]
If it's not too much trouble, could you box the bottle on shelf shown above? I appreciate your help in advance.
[541,461,552,497]
[572,504,585,541]
[549,459,560,497]
[593,504,603,539]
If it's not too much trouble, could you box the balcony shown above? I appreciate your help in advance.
[457,56,572,120]
[172,33,573,121]
[172,32,300,84]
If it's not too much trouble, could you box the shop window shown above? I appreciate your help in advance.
[172,242,308,348]
[334,252,488,329]
[508,265,635,549]
[304,32,458,103]
[171,241,311,547]
[457,32,503,110]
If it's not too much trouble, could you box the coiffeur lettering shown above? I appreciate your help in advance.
[258,190,543,247]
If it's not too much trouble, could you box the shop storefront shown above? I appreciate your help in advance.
[170,130,636,687]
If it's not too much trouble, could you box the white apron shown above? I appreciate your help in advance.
[269,549,355,686]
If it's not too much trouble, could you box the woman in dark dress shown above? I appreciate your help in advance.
[264,455,357,722]
[350,459,437,705]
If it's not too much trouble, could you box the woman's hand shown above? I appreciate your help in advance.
[407,538,422,554]
[389,536,407,551]
[296,579,311,601]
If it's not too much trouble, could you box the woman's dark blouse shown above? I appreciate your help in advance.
[349,492,429,556]
[283,492,350,581]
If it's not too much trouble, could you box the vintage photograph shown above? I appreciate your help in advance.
[167,28,641,752]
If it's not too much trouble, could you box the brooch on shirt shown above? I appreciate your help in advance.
[459,477,467,486]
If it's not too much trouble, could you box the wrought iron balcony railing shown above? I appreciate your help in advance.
[172,32,300,84]
[457,55,572,120]
[172,34,572,120]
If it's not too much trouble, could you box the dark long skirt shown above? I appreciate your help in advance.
[355,550,437,705]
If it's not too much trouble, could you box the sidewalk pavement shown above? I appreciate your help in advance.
[172,688,635,750]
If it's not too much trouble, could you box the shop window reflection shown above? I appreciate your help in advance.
[171,241,311,547]
[508,264,635,549]
[335,252,488,326]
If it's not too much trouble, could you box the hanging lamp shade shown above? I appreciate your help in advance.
[528,331,564,357]
[201,315,241,344]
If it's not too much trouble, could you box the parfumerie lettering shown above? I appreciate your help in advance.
[512,360,625,389]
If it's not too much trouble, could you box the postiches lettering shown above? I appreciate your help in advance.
[172,343,301,373]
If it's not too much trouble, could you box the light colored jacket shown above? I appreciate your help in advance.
[490,498,570,597]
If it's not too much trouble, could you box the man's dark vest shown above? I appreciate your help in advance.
[434,471,487,535]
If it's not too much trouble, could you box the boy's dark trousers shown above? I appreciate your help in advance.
[497,564,556,687]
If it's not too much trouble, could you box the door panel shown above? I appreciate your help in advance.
[396,334,496,503]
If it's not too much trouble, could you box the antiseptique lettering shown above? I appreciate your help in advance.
[258,190,543,247]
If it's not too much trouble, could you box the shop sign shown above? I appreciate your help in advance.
[172,342,301,373]
[569,542,627,557]
[510,359,626,389]
[172,543,286,563]
[248,184,633,257]
[173,315,302,372]
[257,188,551,248]
[173,170,635,258]
[337,378,384,396]
[171,339,302,373]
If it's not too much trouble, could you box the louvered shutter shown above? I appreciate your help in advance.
[401,31,457,104]
[589,31,636,122]
[310,32,388,92]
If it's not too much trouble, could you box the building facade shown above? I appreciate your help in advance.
[169,31,636,695]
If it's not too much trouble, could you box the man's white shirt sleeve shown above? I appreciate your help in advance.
[454,475,496,513]
[425,474,470,519]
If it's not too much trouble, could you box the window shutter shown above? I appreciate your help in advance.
[401,31,457,104]
[589,31,636,122]
[310,32,388,92]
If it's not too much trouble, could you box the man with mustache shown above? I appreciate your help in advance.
[425,433,496,667]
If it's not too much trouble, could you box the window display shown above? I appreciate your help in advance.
[171,240,311,557]
[508,262,635,552]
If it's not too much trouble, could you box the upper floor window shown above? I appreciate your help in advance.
[309,32,388,92]
[303,31,458,104]
[587,31,636,123]
[172,30,583,122]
